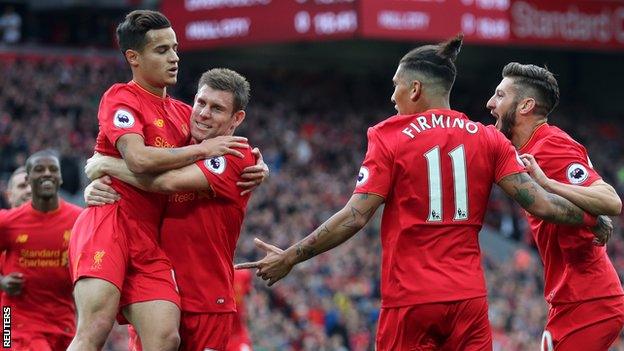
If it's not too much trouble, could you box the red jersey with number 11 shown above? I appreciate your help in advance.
[354,109,525,308]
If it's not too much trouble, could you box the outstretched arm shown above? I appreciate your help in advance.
[497,172,612,244]
[235,193,384,286]
[521,154,622,216]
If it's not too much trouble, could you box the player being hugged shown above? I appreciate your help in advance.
[0,150,82,350]
[236,35,612,350]
[487,62,624,351]
[84,68,265,351]
[68,10,251,351]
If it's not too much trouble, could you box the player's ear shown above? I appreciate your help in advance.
[519,98,536,115]
[125,49,140,68]
[410,80,422,102]
[232,110,246,129]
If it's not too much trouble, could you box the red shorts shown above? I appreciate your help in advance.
[226,335,252,351]
[69,205,180,315]
[543,296,624,351]
[128,312,235,351]
[8,330,72,351]
[377,296,491,351]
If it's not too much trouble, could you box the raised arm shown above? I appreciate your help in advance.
[521,154,622,216]
[497,172,612,244]
[116,133,248,174]
[235,193,384,286]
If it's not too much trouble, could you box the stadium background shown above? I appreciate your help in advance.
[0,0,623,350]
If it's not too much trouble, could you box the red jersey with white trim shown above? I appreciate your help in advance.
[519,123,623,304]
[0,200,82,336]
[94,81,191,231]
[160,146,255,313]
[354,109,525,307]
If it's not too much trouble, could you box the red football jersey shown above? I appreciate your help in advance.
[230,269,252,342]
[519,123,623,304]
[160,147,255,313]
[354,109,525,307]
[93,81,191,232]
[0,200,82,336]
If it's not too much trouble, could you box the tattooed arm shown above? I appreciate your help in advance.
[115,133,248,174]
[497,172,612,244]
[235,193,384,286]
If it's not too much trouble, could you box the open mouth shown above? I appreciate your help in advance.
[40,179,55,188]
[168,67,178,76]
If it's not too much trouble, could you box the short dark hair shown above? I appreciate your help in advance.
[197,68,251,112]
[25,149,59,174]
[7,166,25,189]
[502,62,560,117]
[116,10,171,54]
[399,34,463,92]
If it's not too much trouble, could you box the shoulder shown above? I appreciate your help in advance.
[370,114,409,132]
[202,145,254,174]
[103,83,139,102]
[534,125,585,152]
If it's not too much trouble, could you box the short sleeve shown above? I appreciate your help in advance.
[353,127,394,198]
[195,147,256,203]
[534,137,601,187]
[99,86,146,147]
[488,127,526,182]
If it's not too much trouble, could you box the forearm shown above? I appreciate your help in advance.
[102,158,159,192]
[120,143,204,174]
[535,192,595,226]
[283,195,379,266]
[544,180,622,216]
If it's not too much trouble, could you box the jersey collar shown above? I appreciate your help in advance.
[519,122,549,153]
[129,80,169,103]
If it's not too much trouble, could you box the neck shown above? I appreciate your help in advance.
[512,115,547,149]
[31,196,60,213]
[420,95,451,112]
[133,77,166,98]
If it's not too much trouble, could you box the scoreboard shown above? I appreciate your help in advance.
[162,0,624,51]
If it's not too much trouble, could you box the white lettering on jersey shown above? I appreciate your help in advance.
[113,109,135,128]
[566,163,589,184]
[205,156,227,175]
[401,113,480,139]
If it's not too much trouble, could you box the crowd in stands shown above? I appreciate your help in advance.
[1,56,624,350]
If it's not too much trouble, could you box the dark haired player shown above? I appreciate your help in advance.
[236,35,612,350]
[0,150,82,350]
[68,10,249,351]
[487,62,624,351]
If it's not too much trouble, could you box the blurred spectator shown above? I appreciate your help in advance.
[0,6,20,44]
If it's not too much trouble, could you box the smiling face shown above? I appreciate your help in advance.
[486,77,520,139]
[27,156,62,200]
[132,27,179,89]
[189,85,246,141]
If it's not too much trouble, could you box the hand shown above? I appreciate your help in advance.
[84,176,120,206]
[198,136,248,159]
[520,154,551,190]
[0,272,24,296]
[84,152,108,180]
[238,147,269,195]
[591,215,613,246]
[234,238,292,287]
